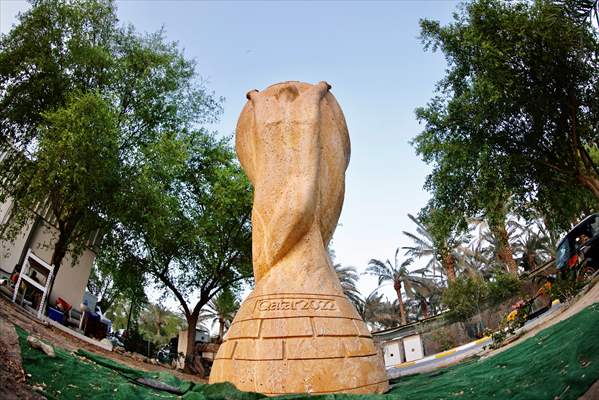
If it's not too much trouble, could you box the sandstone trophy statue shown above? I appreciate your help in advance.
[209,81,389,395]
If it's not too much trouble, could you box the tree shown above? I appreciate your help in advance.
[376,300,402,329]
[414,0,599,238]
[0,0,220,300]
[441,276,489,321]
[403,212,464,282]
[442,272,521,321]
[104,295,147,336]
[104,133,253,372]
[87,263,120,314]
[485,203,518,274]
[200,289,240,343]
[558,0,599,25]
[1,92,120,298]
[509,218,556,272]
[403,276,440,320]
[333,263,363,309]
[87,233,147,314]
[365,249,433,325]
[355,290,388,330]
[466,217,520,275]
[138,303,185,346]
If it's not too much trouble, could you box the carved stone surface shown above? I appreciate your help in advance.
[209,81,389,395]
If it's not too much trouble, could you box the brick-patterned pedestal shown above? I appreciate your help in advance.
[210,291,388,395]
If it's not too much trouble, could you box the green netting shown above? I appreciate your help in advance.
[386,303,599,400]
[75,349,193,394]
[16,303,599,400]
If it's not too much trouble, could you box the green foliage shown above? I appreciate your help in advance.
[88,231,148,314]
[1,91,120,267]
[333,264,363,308]
[415,0,599,235]
[442,273,522,321]
[366,248,436,325]
[557,0,599,25]
[201,288,240,341]
[100,131,253,360]
[442,276,488,321]
[138,303,185,346]
[0,0,221,291]
[37,92,120,211]
[486,272,522,306]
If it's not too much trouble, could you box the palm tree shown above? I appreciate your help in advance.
[425,285,444,317]
[365,249,432,326]
[200,289,240,342]
[377,300,401,329]
[468,218,519,275]
[403,276,440,320]
[509,218,558,271]
[333,263,362,309]
[355,290,400,330]
[138,303,184,345]
[356,289,383,325]
[557,0,599,25]
[141,303,170,337]
[402,213,463,282]
[454,239,496,279]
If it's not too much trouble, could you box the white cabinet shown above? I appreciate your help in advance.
[383,340,403,367]
[403,334,424,362]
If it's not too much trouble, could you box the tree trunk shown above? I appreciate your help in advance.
[491,222,518,274]
[126,301,134,335]
[218,318,225,343]
[50,238,67,275]
[184,311,204,376]
[420,300,429,319]
[44,232,70,311]
[394,282,407,326]
[579,175,599,201]
[443,253,456,283]
[527,252,537,272]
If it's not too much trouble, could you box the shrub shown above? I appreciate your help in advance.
[442,277,489,321]
[442,273,522,321]
[487,273,522,306]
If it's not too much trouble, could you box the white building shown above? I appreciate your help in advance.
[0,198,100,312]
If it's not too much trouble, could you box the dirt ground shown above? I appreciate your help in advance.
[0,295,206,399]
[0,315,43,400]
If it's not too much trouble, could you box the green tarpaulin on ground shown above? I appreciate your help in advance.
[17,303,599,399]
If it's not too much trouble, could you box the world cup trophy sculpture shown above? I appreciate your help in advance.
[209,81,389,395]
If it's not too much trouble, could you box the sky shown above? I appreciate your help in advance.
[0,0,459,306]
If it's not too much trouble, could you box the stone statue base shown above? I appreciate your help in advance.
[209,253,388,395]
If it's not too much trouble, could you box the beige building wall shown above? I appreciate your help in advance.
[0,199,96,312]
[0,201,36,274]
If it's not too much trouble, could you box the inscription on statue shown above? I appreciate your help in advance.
[257,298,338,312]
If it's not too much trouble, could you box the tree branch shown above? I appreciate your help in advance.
[158,271,190,318]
